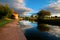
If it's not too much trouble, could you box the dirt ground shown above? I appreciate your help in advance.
[0,19,26,40]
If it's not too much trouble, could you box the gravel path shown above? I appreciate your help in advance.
[0,19,26,40]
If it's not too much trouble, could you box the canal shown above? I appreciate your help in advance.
[19,20,60,40]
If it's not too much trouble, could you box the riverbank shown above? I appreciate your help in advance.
[0,19,13,27]
[0,19,26,40]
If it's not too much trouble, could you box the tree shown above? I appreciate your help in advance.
[4,4,12,18]
[0,4,12,19]
[0,4,6,19]
[37,10,51,18]
[55,16,57,18]
[31,14,38,18]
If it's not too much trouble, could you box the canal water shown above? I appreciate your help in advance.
[19,20,60,40]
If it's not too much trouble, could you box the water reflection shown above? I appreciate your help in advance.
[37,24,50,32]
[19,20,37,29]
[19,20,60,40]
[48,26,60,37]
[24,27,60,40]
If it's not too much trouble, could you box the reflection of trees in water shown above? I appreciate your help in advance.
[28,20,36,23]
[37,24,50,32]
[24,27,60,40]
[28,19,50,32]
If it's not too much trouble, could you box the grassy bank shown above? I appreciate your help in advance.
[0,19,13,27]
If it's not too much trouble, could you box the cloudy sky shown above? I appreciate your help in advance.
[44,0,60,16]
[0,0,60,16]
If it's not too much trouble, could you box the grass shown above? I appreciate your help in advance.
[0,19,13,27]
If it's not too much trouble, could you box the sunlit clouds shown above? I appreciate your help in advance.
[0,0,33,16]
[57,0,60,2]
[17,0,24,3]
[45,0,60,14]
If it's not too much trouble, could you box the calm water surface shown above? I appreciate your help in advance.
[19,20,60,40]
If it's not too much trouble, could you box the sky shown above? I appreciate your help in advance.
[25,0,51,11]
[0,0,60,16]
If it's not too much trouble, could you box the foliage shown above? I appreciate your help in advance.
[37,10,51,18]
[31,14,38,18]
[0,4,12,19]
[5,4,12,18]
[25,17,29,19]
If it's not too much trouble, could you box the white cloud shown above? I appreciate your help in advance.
[17,0,24,3]
[0,0,33,16]
[57,0,60,2]
[44,0,60,14]
[14,0,33,14]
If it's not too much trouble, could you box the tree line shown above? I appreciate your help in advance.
[0,4,12,19]
[37,10,51,19]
